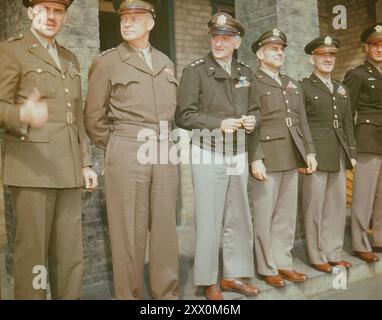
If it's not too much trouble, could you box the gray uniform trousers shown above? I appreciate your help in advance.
[351,153,382,251]
[252,169,298,276]
[302,150,347,264]
[191,144,254,286]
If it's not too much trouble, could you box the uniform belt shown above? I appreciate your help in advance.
[48,112,76,124]
[110,122,171,141]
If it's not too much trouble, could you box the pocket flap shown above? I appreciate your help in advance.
[260,127,285,141]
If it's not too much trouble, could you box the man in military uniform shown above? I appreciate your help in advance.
[84,0,179,300]
[344,23,382,263]
[0,0,98,299]
[300,36,356,273]
[250,29,317,287]
[176,13,260,300]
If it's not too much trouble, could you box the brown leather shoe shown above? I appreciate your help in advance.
[354,251,380,263]
[311,263,332,273]
[329,260,352,268]
[204,285,224,300]
[220,279,260,296]
[278,269,307,282]
[262,275,286,287]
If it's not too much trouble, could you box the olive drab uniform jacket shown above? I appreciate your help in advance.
[175,53,261,163]
[344,60,382,155]
[253,69,315,172]
[0,31,91,188]
[300,73,356,171]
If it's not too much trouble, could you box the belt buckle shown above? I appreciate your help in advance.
[67,112,73,125]
[286,117,292,127]
[333,119,339,128]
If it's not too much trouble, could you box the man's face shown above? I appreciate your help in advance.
[366,41,382,63]
[28,2,67,39]
[311,52,336,74]
[211,35,241,61]
[258,43,285,69]
[120,12,154,42]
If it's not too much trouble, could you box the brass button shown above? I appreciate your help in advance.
[371,85,375,89]
[65,88,70,94]
[266,136,270,140]
[285,100,289,104]
[366,119,370,123]
[283,91,286,95]
[333,97,336,101]
[36,68,42,74]
[267,92,271,95]
[62,74,66,80]
[67,102,72,108]
[334,106,337,110]
[315,96,318,99]
[334,115,338,119]
[287,109,291,112]
[20,136,26,141]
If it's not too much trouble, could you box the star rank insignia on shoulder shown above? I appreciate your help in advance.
[190,58,205,68]
[8,33,24,42]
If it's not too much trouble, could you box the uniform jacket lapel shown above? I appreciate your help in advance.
[205,53,230,79]
[117,42,153,75]
[310,73,332,96]
[365,60,382,80]
[255,69,281,88]
[26,30,61,71]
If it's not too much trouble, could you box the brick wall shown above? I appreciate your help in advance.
[318,0,376,81]
[174,0,212,225]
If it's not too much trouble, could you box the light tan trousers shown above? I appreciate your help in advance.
[252,170,298,276]
[302,151,347,264]
[9,187,83,300]
[104,135,179,300]
[351,153,382,252]
[191,145,254,286]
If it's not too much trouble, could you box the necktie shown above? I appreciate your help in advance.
[325,80,333,94]
[274,74,282,86]
[140,49,153,70]
[46,43,61,69]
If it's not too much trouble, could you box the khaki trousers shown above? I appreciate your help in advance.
[302,150,347,264]
[351,153,382,251]
[104,135,179,300]
[252,170,298,276]
[191,145,254,286]
[9,186,83,300]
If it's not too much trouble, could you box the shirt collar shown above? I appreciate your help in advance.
[367,59,382,73]
[130,43,151,55]
[314,73,332,86]
[30,28,57,50]
[260,67,280,80]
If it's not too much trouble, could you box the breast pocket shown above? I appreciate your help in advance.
[67,66,82,101]
[22,65,57,99]
[259,92,283,114]
[110,75,141,108]
[289,89,302,111]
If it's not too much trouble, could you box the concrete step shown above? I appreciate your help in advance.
[2,225,382,300]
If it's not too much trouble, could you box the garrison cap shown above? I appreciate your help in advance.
[251,28,287,53]
[361,23,382,44]
[113,0,160,18]
[304,36,340,54]
[22,0,74,8]
[208,12,245,37]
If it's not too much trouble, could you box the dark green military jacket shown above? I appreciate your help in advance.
[300,73,356,172]
[253,69,315,172]
[344,60,382,155]
[175,53,261,163]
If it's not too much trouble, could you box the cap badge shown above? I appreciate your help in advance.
[272,29,280,37]
[217,15,227,26]
[324,36,332,45]
[375,25,382,33]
